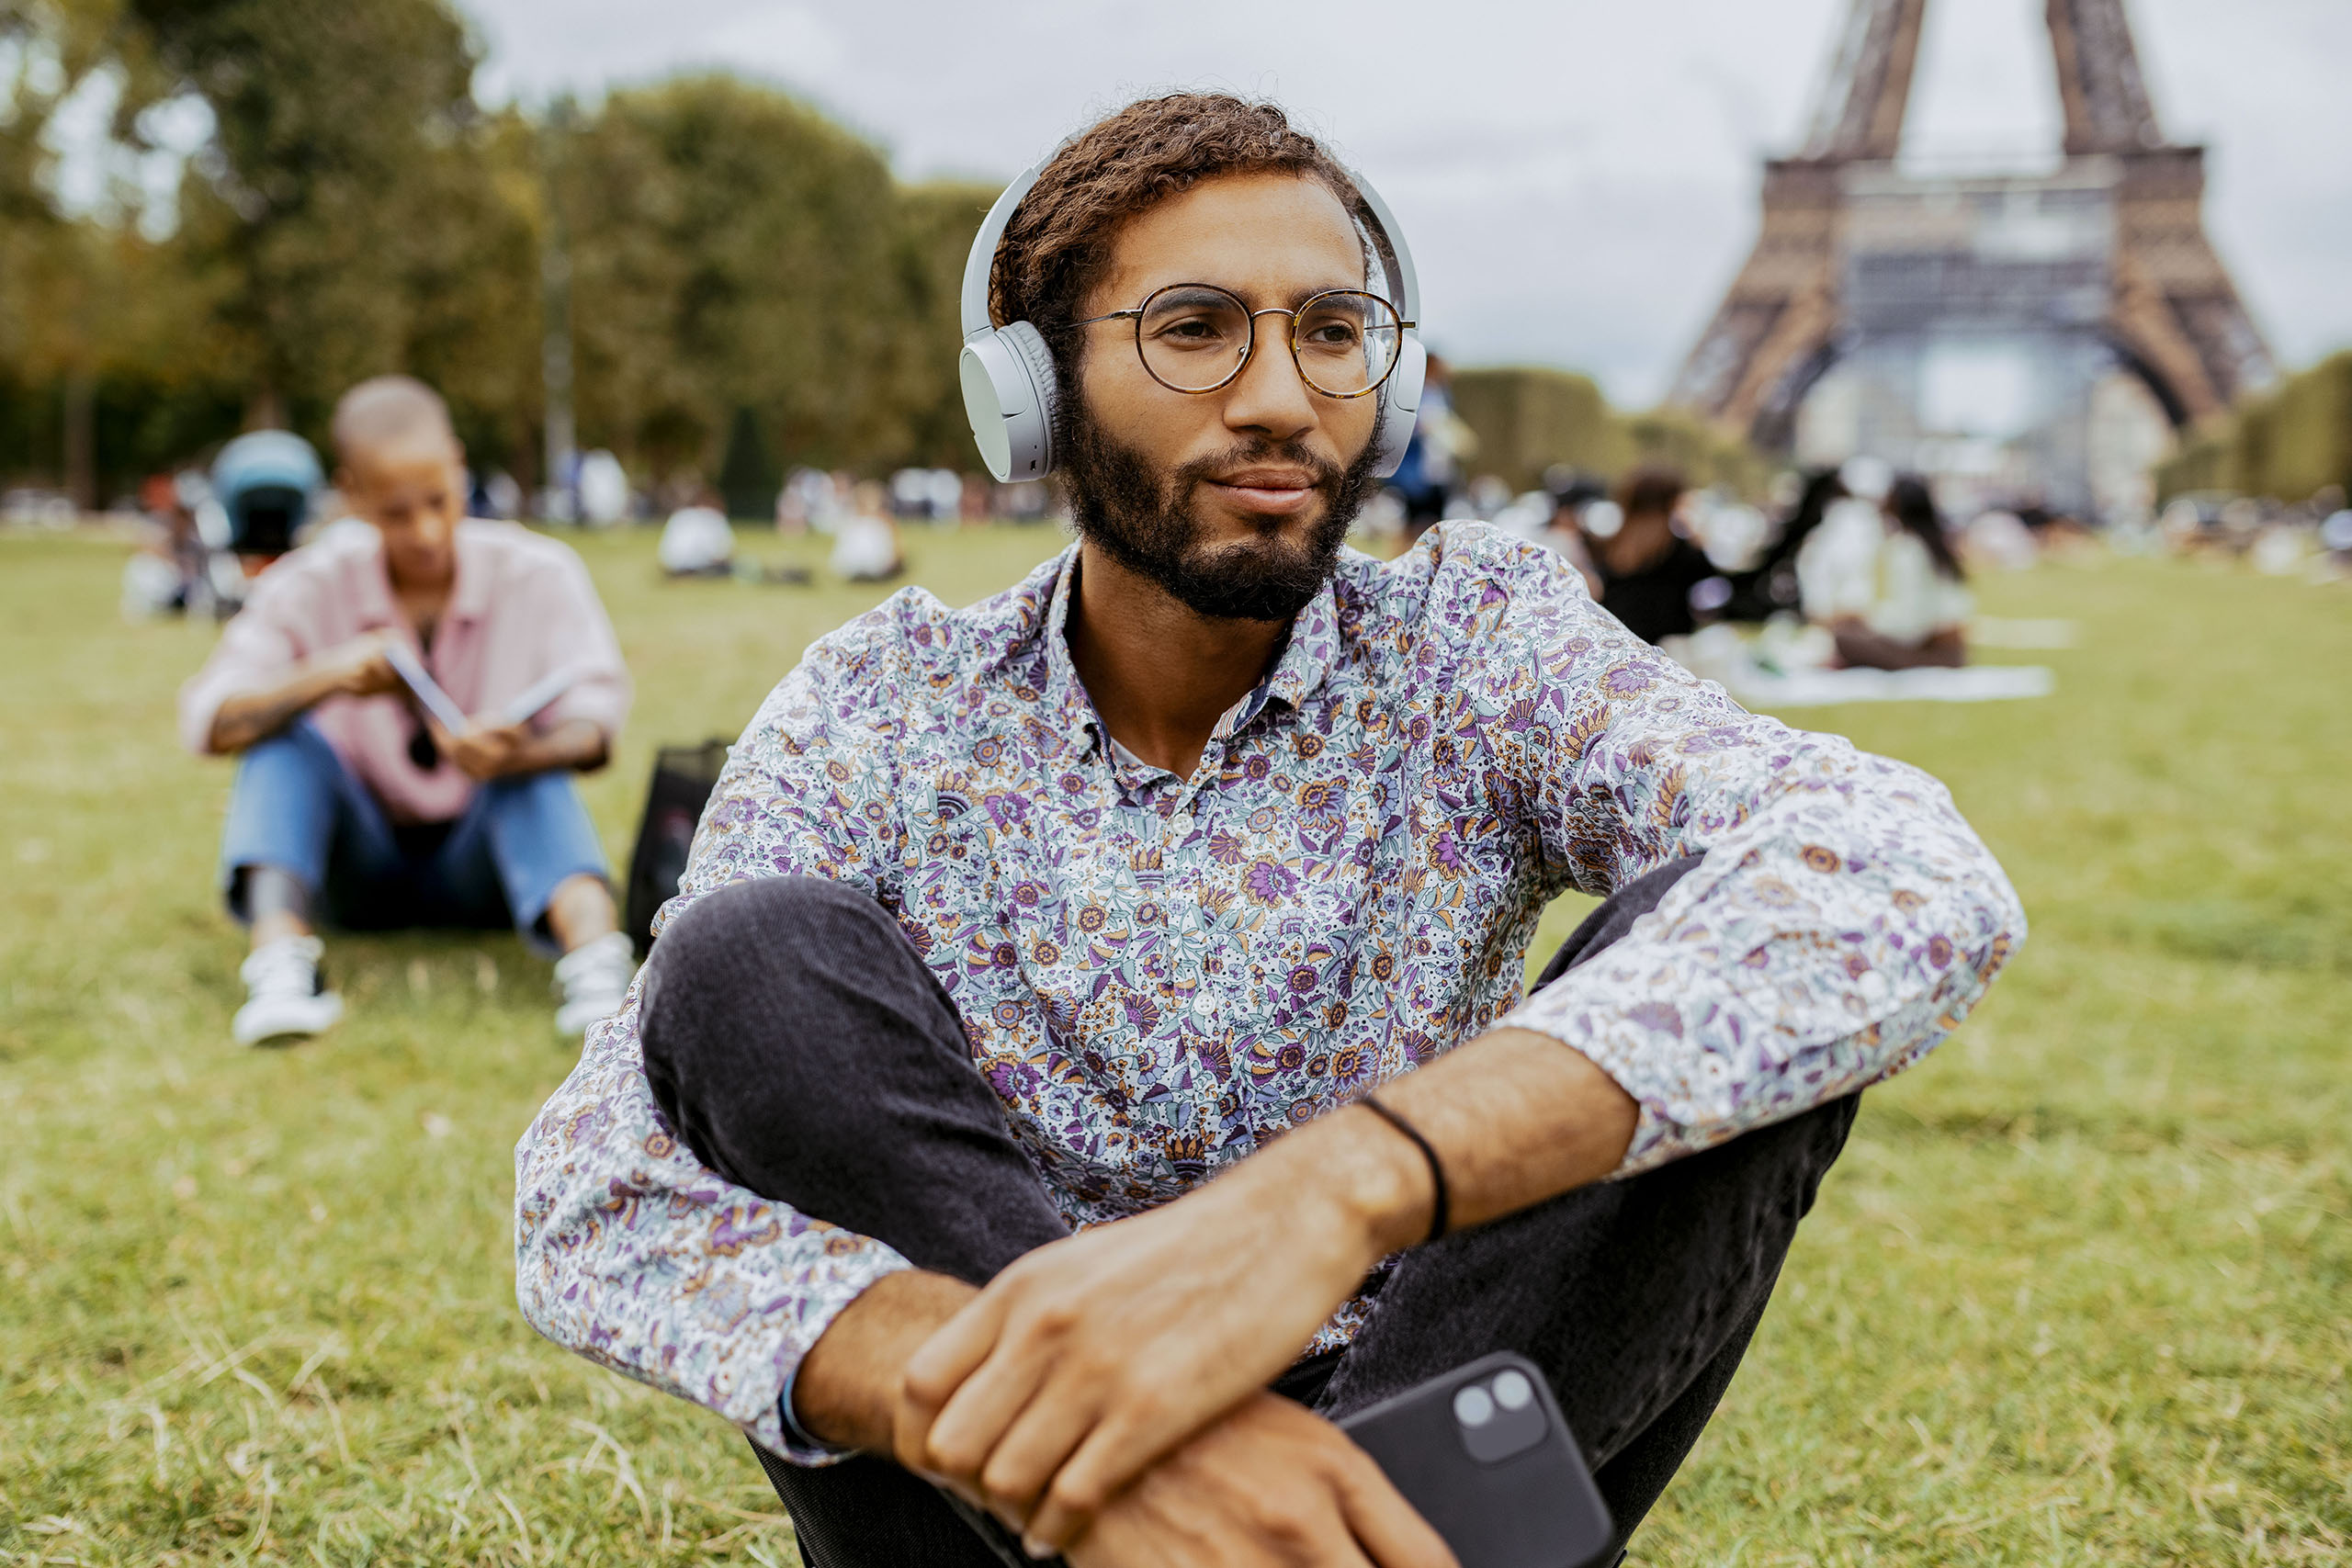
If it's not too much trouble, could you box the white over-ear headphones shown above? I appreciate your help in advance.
[956,149,1428,484]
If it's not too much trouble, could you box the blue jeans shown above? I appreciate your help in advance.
[220,720,609,956]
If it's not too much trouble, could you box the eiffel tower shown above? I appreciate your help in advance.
[1668,0,2272,510]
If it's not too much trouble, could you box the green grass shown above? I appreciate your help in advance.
[2,527,2346,1564]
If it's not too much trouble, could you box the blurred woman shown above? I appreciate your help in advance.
[1577,465,1718,646]
[1727,466,1847,621]
[1815,474,1972,670]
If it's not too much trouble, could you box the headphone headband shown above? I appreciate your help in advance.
[960,152,1420,336]
[959,154,1056,341]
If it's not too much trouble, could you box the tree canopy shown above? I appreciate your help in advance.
[0,0,996,502]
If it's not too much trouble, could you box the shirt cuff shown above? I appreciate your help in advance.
[751,1242,914,1465]
[777,1361,854,1460]
[1496,987,1715,1179]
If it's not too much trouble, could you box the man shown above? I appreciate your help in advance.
[181,377,637,1045]
[516,96,2022,1566]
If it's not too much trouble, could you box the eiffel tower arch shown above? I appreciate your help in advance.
[1668,0,2273,513]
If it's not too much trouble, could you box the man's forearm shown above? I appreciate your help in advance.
[795,1269,977,1451]
[510,716,609,774]
[1257,1028,1640,1258]
[207,666,350,753]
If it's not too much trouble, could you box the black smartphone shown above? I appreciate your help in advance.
[1339,1352,1614,1568]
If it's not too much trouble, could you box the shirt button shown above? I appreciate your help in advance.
[1194,994,1220,1019]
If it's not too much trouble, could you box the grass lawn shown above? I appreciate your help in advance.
[2,524,2346,1565]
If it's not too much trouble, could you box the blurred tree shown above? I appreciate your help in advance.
[563,75,891,477]
[560,76,991,483]
[1451,367,1629,491]
[1452,366,1768,497]
[2156,352,2352,505]
[122,0,537,457]
[890,179,998,469]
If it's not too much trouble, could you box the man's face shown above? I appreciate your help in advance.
[340,436,465,589]
[1063,172,1385,623]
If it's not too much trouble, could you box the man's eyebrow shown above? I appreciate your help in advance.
[1129,279,1372,310]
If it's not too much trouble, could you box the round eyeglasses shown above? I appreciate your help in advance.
[1077,284,1413,399]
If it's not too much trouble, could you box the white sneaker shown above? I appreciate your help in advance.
[553,931,636,1039]
[233,936,345,1047]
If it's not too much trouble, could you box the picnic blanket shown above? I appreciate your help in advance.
[1723,663,2056,708]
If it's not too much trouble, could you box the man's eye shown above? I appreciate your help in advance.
[1156,317,1230,344]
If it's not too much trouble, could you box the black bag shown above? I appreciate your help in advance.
[625,739,733,959]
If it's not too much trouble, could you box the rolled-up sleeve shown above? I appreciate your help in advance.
[535,548,632,742]
[1470,543,2025,1175]
[177,573,304,755]
[514,605,918,1461]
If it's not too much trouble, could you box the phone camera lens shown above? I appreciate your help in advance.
[1453,1385,1496,1427]
[1492,1370,1532,1410]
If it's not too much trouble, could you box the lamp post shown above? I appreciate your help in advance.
[539,96,578,520]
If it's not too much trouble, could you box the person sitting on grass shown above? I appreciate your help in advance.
[514,95,2025,1568]
[1823,475,1973,671]
[179,376,638,1047]
[1566,464,1720,647]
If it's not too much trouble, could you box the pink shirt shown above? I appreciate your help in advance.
[180,519,632,824]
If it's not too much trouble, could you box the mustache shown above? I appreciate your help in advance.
[1171,439,1346,499]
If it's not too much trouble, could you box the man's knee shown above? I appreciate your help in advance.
[230,718,338,791]
[638,878,899,1127]
[644,875,888,1012]
[637,875,957,1204]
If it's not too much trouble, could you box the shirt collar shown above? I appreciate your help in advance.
[445,520,493,622]
[348,517,490,626]
[1000,545,1344,757]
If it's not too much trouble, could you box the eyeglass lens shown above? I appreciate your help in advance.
[1136,286,1401,397]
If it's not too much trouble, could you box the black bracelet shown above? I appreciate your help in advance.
[1359,1093,1449,1246]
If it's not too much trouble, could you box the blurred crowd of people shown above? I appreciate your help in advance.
[66,361,2352,1056]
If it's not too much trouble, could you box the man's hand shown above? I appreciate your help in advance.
[314,631,402,698]
[891,1029,1636,1556]
[438,716,606,781]
[1062,1394,1456,1568]
[446,720,534,781]
[895,1121,1429,1555]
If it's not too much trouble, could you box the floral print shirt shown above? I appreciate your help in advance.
[514,525,2024,1461]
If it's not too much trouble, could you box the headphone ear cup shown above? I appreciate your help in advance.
[958,322,1061,482]
[1370,336,1428,480]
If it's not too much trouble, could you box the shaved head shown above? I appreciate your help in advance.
[333,375,466,590]
[332,376,457,468]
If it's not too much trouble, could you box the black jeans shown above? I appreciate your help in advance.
[639,860,1860,1567]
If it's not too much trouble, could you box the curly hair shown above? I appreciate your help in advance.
[988,95,1368,371]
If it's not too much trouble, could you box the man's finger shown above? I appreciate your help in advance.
[973,1368,1105,1531]
[920,1325,1085,1484]
[901,1291,1010,1416]
[1021,1398,1179,1554]
[1337,1454,1458,1568]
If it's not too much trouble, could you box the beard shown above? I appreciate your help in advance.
[1058,400,1380,624]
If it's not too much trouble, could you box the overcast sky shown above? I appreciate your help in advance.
[461,0,2352,406]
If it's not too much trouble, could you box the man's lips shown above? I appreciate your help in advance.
[1204,468,1321,515]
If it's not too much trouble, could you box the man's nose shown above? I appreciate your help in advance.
[1220,322,1318,445]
